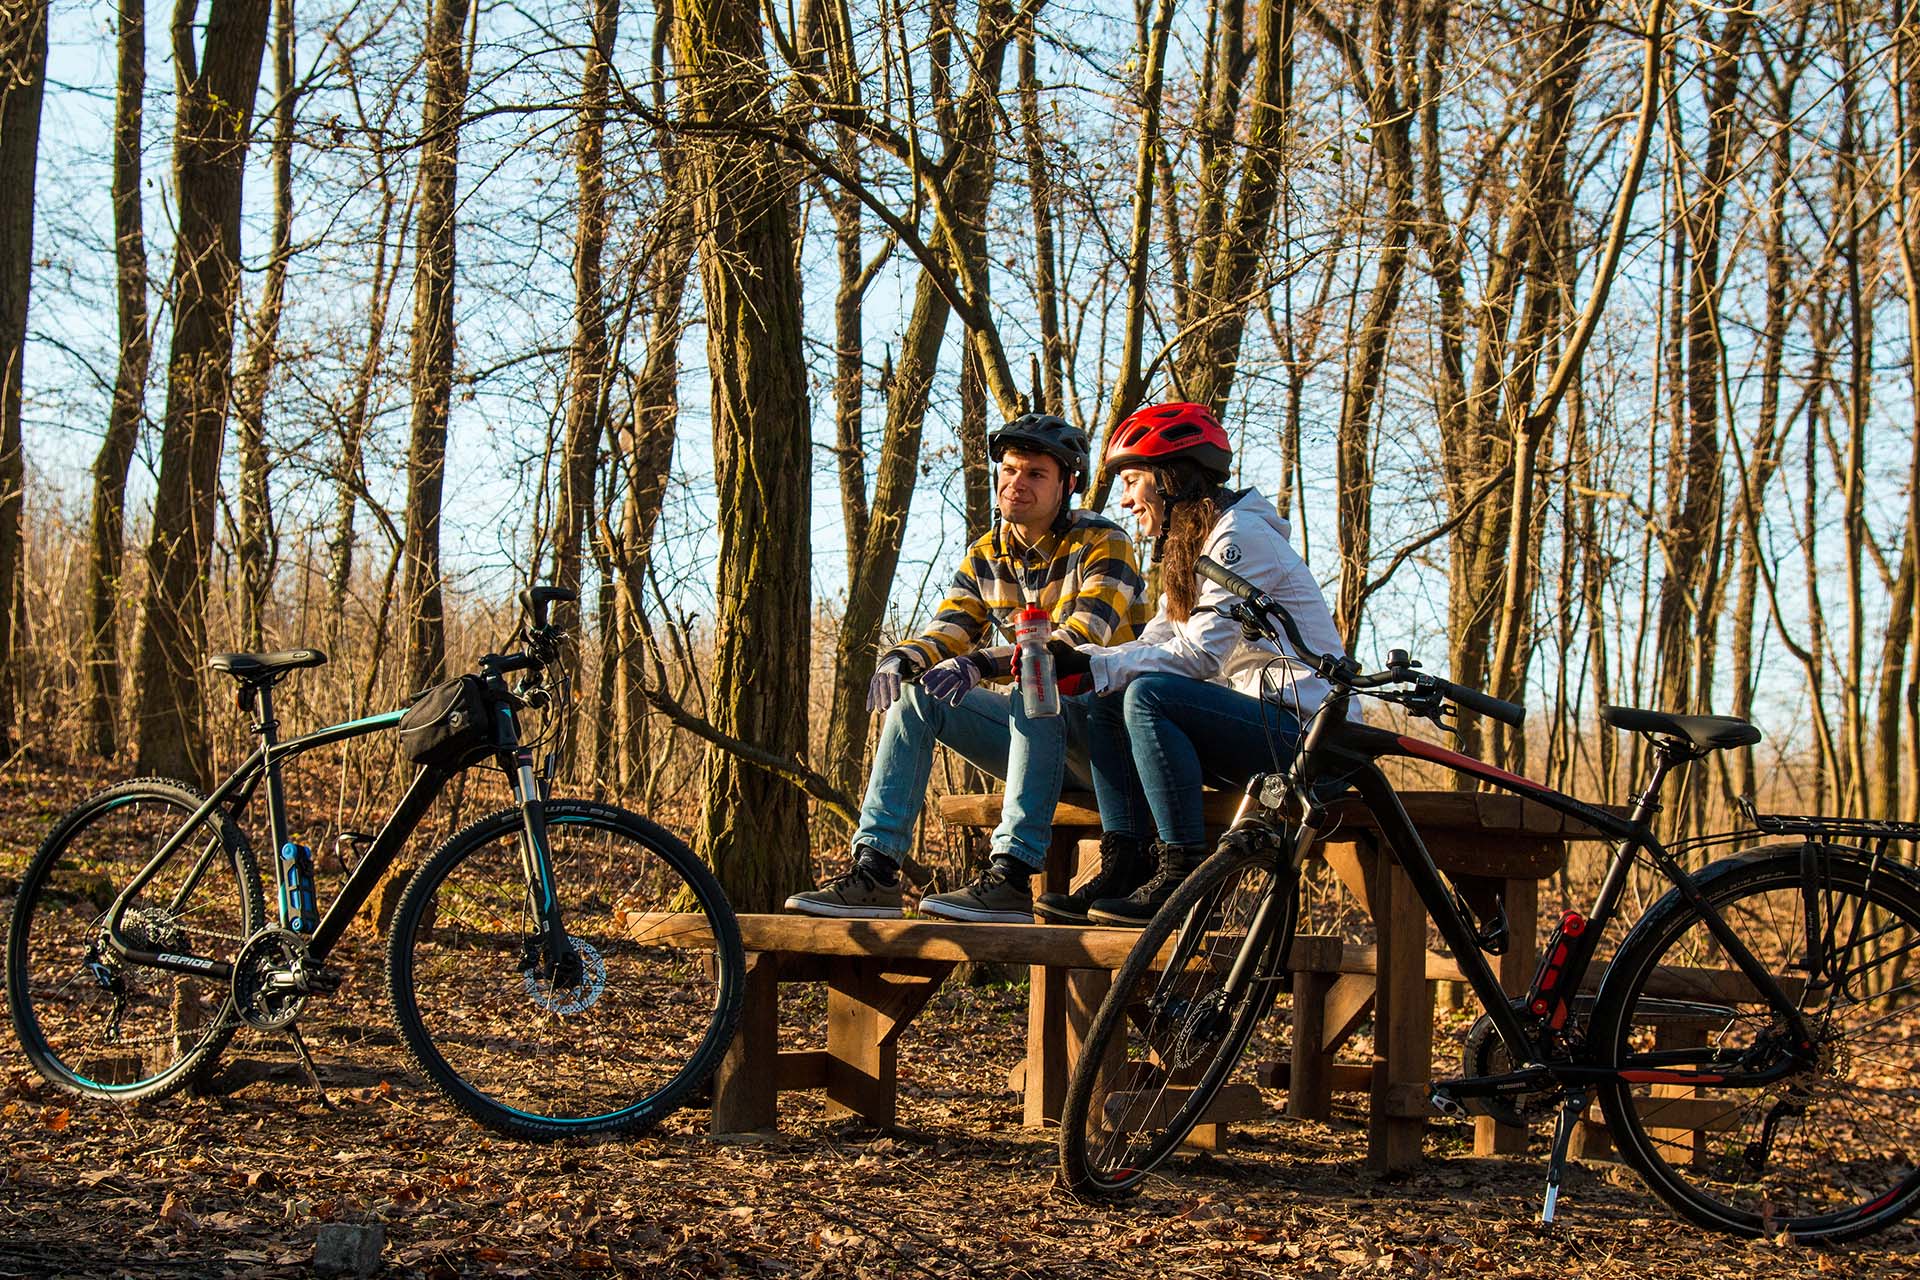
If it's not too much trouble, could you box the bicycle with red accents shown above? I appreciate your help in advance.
[1058,556,1920,1243]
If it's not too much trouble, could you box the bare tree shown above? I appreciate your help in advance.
[812,0,1022,802]
[131,0,274,783]
[83,0,154,759]
[400,0,471,695]
[0,0,48,758]
[232,0,297,651]
[676,0,814,908]
[1650,1,1753,726]
[549,0,620,745]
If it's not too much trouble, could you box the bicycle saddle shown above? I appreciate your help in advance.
[1601,705,1761,752]
[207,648,328,683]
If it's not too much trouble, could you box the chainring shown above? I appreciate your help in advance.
[1460,1012,1558,1127]
[231,928,310,1030]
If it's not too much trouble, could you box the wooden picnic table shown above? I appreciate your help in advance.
[938,787,1615,1169]
[640,787,1614,1170]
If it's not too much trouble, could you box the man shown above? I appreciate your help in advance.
[786,414,1149,923]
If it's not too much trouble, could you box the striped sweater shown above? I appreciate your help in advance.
[886,511,1149,672]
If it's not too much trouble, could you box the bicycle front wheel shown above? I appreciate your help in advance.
[6,779,263,1101]
[1059,841,1294,1195]
[1592,845,1920,1242]
[387,800,744,1139]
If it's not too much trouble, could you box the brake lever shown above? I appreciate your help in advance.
[1401,687,1457,736]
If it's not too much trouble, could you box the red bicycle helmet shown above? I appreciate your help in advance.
[1103,402,1232,482]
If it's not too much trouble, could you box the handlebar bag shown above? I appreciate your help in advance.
[398,675,500,769]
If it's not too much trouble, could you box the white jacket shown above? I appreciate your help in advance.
[1085,488,1351,717]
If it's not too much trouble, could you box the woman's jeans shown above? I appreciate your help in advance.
[853,683,1093,871]
[1088,674,1304,846]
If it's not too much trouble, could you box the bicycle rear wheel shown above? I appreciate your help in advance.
[1592,846,1920,1242]
[6,779,262,1101]
[387,800,744,1139]
[1059,840,1295,1195]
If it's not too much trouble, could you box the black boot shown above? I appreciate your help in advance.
[1034,833,1147,924]
[1086,841,1209,928]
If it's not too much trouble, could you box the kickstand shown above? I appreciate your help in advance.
[286,1023,336,1111]
[1540,1087,1588,1224]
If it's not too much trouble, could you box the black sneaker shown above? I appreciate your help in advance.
[919,861,1035,923]
[1035,833,1148,924]
[1086,842,1209,927]
[784,860,906,918]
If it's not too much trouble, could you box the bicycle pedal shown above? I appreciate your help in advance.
[1429,1087,1469,1120]
[306,968,343,995]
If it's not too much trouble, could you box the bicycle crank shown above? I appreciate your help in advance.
[232,928,314,1030]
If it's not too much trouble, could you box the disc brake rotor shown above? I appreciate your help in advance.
[523,936,605,1014]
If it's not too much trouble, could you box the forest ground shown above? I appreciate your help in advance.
[1,759,1916,1279]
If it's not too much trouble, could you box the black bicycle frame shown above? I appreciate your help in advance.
[1284,691,1818,1076]
[102,677,553,981]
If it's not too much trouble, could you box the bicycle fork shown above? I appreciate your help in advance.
[509,752,572,980]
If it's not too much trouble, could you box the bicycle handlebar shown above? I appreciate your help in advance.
[1195,556,1321,660]
[1194,555,1525,729]
[521,586,576,631]
[1425,674,1526,728]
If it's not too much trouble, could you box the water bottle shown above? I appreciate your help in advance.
[279,842,318,934]
[1015,605,1060,719]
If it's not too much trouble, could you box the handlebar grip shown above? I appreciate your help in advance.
[1435,677,1526,728]
[1195,555,1264,603]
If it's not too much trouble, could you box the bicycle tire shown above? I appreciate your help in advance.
[1591,845,1920,1242]
[387,800,745,1140]
[6,778,263,1102]
[1059,841,1294,1195]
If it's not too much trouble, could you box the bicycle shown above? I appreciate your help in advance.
[5,586,745,1140]
[1059,556,1920,1243]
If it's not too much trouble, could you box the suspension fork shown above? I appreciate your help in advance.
[508,750,569,967]
[1213,814,1312,1002]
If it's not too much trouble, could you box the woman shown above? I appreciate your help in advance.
[1034,401,1350,927]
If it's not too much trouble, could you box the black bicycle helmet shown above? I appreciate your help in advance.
[988,413,1092,497]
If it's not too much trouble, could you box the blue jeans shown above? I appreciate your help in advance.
[853,683,1093,870]
[1088,674,1303,846]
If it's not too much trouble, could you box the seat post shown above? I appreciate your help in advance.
[254,680,292,856]
[1624,744,1686,829]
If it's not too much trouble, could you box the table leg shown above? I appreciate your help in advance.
[1371,857,1433,1171]
[826,958,952,1128]
[711,951,780,1134]
[1475,876,1538,1157]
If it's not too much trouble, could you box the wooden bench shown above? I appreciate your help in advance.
[937,788,1614,1169]
[687,916,1353,1139]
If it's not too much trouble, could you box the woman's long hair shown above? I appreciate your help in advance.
[1156,460,1222,623]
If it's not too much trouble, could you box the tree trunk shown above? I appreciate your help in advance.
[610,227,693,788]
[84,0,150,760]
[1323,0,1416,649]
[1019,21,1063,411]
[676,0,814,909]
[0,0,48,759]
[1175,0,1294,412]
[231,0,295,652]
[1889,2,1920,822]
[818,0,1012,804]
[1728,29,1805,804]
[324,62,410,649]
[550,0,619,755]
[1835,2,1872,816]
[131,0,273,783]
[401,0,471,696]
[1651,3,1750,722]
[1089,0,1177,501]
